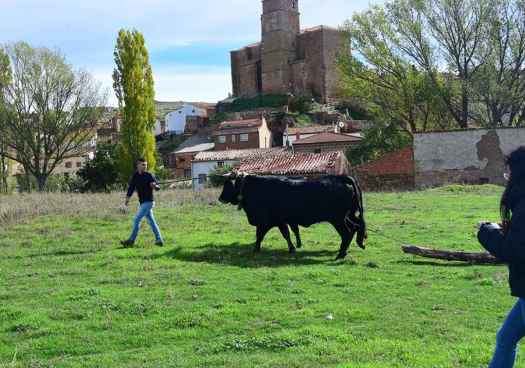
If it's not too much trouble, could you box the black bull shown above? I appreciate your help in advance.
[218,175,367,260]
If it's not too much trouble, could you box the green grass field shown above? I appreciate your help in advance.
[0,186,517,367]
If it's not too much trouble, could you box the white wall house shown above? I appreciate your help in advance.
[155,104,207,136]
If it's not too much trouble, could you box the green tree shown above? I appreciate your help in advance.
[338,6,453,135]
[0,42,106,191]
[346,122,412,166]
[77,144,120,192]
[112,29,157,181]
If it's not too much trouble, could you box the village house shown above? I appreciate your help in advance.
[96,113,122,146]
[191,147,287,190]
[155,103,207,136]
[213,117,272,150]
[283,125,333,146]
[291,131,361,154]
[169,134,215,178]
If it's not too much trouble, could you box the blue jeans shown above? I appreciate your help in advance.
[129,201,163,242]
[490,298,525,368]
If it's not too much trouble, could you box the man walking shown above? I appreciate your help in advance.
[120,158,164,247]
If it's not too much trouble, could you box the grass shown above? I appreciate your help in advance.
[0,185,518,367]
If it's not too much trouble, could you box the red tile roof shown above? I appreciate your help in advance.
[193,147,286,162]
[213,118,263,135]
[293,132,362,145]
[235,151,350,176]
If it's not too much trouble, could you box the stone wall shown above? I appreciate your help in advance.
[414,128,525,188]
[354,147,415,191]
[231,45,261,97]
[230,1,345,103]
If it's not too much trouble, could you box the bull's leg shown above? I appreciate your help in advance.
[278,224,296,255]
[255,224,272,253]
[333,222,356,260]
[289,224,302,248]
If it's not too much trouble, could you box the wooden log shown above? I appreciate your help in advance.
[402,245,503,265]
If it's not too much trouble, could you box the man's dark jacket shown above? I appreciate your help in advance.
[478,185,525,298]
[126,172,159,204]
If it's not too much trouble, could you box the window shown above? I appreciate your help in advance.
[65,162,72,169]
[184,169,191,178]
[76,162,82,168]
[218,135,226,143]
[198,174,207,184]
[217,161,224,168]
[240,133,249,142]
[231,135,237,143]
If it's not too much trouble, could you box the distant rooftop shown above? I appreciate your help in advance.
[293,132,362,145]
[174,134,214,154]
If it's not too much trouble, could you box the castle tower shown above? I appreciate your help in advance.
[260,0,300,95]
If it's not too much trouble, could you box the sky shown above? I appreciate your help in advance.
[0,0,384,105]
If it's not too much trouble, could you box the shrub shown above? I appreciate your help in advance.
[77,144,120,192]
[208,165,233,187]
[288,95,313,114]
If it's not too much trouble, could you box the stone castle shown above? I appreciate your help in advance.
[230,0,344,103]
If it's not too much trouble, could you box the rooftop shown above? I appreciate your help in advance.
[293,132,362,145]
[235,151,349,176]
[193,147,287,162]
[213,118,264,136]
[218,118,262,129]
[287,125,333,135]
[174,134,214,154]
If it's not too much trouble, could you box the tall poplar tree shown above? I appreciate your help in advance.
[112,29,156,181]
[0,48,11,193]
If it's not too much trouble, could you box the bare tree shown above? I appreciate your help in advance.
[0,42,107,191]
[388,0,494,128]
[472,0,525,127]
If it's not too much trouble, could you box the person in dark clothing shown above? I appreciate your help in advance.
[478,146,525,368]
[120,158,164,247]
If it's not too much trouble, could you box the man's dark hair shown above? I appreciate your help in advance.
[500,146,525,235]
[136,158,146,165]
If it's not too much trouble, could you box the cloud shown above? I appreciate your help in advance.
[0,0,384,103]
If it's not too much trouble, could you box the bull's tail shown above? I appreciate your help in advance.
[343,176,367,249]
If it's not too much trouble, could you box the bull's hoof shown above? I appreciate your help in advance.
[289,247,296,256]
[297,243,303,249]
[253,245,261,253]
[358,243,366,250]
[335,252,347,260]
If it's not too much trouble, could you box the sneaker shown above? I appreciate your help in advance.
[120,239,134,248]
[155,240,164,247]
